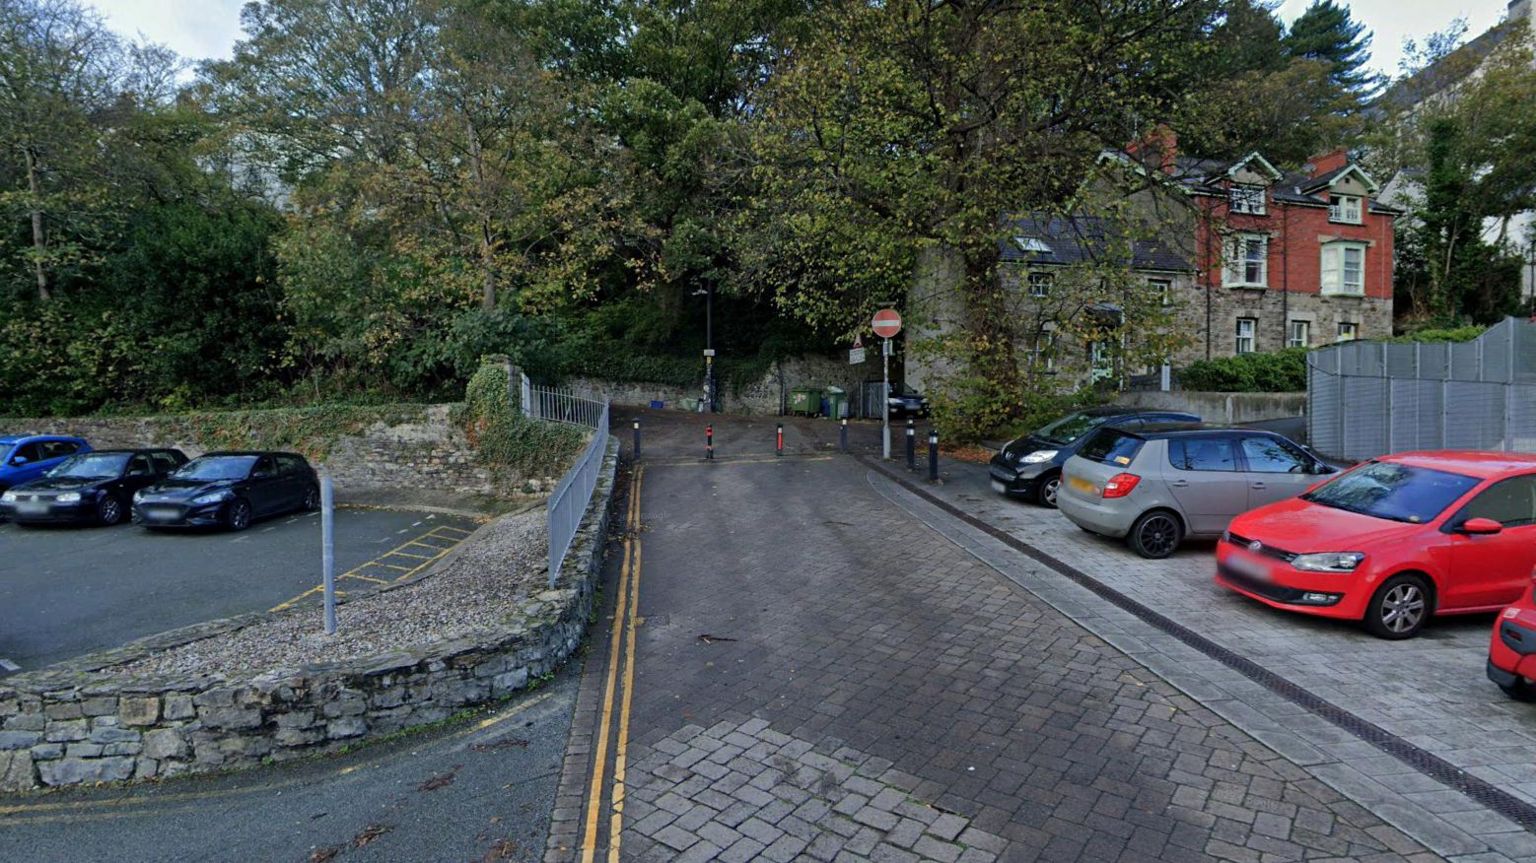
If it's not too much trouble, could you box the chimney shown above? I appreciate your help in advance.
[1305,148,1351,178]
[1127,124,1179,174]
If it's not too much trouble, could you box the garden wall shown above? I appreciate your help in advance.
[1115,390,1307,425]
[0,441,618,792]
[564,354,875,415]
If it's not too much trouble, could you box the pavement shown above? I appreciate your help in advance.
[0,507,479,672]
[549,412,1443,862]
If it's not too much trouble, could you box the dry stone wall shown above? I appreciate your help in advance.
[0,442,618,792]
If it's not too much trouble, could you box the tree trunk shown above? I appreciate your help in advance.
[466,118,496,311]
[24,146,49,301]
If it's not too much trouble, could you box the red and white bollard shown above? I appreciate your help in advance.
[776,423,784,457]
[706,425,714,460]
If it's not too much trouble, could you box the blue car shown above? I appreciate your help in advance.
[0,435,93,498]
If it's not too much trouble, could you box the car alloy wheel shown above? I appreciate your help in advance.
[1129,511,1182,559]
[226,499,252,532]
[1366,575,1430,639]
[302,485,319,512]
[1038,475,1061,508]
[97,495,123,526]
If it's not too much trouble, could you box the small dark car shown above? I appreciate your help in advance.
[887,385,931,419]
[132,451,320,531]
[1,449,187,526]
[989,407,1200,507]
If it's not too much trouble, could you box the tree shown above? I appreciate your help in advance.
[1283,0,1381,104]
[751,0,1216,436]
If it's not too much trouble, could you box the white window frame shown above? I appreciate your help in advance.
[1328,195,1363,224]
[1320,242,1366,296]
[1229,184,1267,215]
[1337,322,1359,342]
[1236,317,1257,354]
[1027,271,1053,298]
[1147,277,1172,306]
[1224,234,1268,288]
[1031,329,1057,372]
[1287,320,1310,349]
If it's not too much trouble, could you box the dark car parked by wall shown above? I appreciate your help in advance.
[0,449,187,526]
[132,452,320,531]
[989,407,1200,507]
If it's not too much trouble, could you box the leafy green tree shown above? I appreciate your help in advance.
[1282,0,1381,103]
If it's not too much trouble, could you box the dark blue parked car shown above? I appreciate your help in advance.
[0,435,92,492]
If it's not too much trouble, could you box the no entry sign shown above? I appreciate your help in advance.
[872,309,902,339]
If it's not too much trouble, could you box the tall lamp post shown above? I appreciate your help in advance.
[693,285,716,412]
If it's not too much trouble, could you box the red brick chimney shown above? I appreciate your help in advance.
[1127,125,1179,174]
[1306,148,1351,178]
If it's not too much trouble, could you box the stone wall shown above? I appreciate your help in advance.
[565,354,878,416]
[1114,390,1307,424]
[0,442,618,792]
[0,404,521,502]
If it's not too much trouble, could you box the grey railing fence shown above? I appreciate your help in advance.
[516,371,611,586]
[1307,317,1536,461]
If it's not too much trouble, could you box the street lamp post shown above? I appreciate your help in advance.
[695,285,717,413]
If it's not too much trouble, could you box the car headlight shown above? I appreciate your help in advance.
[55,492,81,503]
[1020,449,1058,464]
[191,491,232,506]
[0,490,15,503]
[1291,552,1366,572]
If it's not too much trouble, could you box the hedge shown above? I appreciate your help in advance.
[1178,348,1308,393]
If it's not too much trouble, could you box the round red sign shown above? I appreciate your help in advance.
[872,309,902,339]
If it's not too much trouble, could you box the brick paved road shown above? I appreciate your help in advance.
[554,415,1436,862]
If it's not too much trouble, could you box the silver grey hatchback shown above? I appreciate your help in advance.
[1057,424,1336,559]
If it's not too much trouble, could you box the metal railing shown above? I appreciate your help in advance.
[1307,317,1536,461]
[525,370,611,586]
[522,374,609,428]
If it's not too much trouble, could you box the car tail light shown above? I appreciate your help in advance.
[1102,473,1141,499]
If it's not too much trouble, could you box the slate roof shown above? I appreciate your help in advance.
[1000,215,1191,272]
[1378,19,1517,111]
[1166,155,1403,216]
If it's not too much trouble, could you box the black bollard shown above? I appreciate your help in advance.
[928,429,939,481]
[839,418,848,453]
[633,419,642,460]
[706,424,714,460]
[905,419,916,470]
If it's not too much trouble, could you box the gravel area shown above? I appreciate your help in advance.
[110,509,548,679]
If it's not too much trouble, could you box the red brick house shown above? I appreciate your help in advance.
[1112,134,1399,361]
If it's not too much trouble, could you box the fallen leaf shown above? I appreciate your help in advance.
[308,847,340,863]
[352,824,392,848]
[419,772,457,792]
[477,838,518,862]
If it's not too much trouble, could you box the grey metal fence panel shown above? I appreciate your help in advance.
[1342,376,1388,459]
[1443,382,1506,450]
[1512,384,1536,451]
[1419,342,1450,381]
[1307,356,1341,458]
[1450,341,1480,381]
[1384,343,1418,378]
[546,402,610,587]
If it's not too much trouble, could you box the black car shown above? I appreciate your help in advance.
[132,451,320,531]
[0,449,187,526]
[988,407,1200,507]
[887,385,930,419]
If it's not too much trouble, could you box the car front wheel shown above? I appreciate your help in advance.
[1034,473,1061,508]
[1128,510,1183,559]
[97,495,124,526]
[1364,574,1431,639]
[225,499,253,532]
[301,484,320,512]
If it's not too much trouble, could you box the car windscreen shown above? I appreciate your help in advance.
[1077,428,1145,466]
[47,453,131,478]
[1033,412,1109,446]
[1302,462,1480,524]
[172,456,257,481]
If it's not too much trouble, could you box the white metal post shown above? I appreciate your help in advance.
[321,475,336,635]
[882,338,891,459]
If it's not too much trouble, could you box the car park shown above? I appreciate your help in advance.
[0,435,92,497]
[989,407,1200,507]
[0,449,187,526]
[1058,423,1331,559]
[1218,451,1536,640]
[132,451,320,531]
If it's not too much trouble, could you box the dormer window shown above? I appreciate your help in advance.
[1329,195,1362,224]
[1230,184,1267,215]
[1015,236,1052,254]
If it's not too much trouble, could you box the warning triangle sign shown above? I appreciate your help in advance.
[853,335,864,349]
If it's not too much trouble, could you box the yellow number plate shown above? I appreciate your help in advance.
[1068,475,1096,495]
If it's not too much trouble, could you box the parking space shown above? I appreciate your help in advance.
[0,508,479,673]
[929,455,1536,808]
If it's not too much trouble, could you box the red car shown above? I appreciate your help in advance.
[1489,587,1536,699]
[1216,451,1536,639]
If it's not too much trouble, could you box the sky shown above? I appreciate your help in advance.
[89,0,1514,80]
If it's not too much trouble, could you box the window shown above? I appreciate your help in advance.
[1321,243,1365,295]
[126,454,154,477]
[1090,339,1113,380]
[1148,278,1172,306]
[1304,462,1479,524]
[1027,271,1053,298]
[1229,184,1267,215]
[150,452,182,473]
[1224,234,1268,287]
[1455,475,1536,528]
[1239,436,1311,474]
[1235,318,1256,354]
[1337,321,1359,342]
[1079,429,1146,466]
[1168,437,1239,472]
[1287,320,1310,349]
[10,442,43,463]
[277,454,307,475]
[39,440,80,459]
[1329,195,1362,224]
[1015,236,1052,254]
[1031,330,1056,372]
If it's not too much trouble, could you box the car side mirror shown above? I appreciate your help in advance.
[1459,517,1504,536]
[251,469,272,479]
[1312,461,1336,475]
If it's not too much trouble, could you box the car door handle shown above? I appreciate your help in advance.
[1170,480,1189,488]
[1251,482,1267,490]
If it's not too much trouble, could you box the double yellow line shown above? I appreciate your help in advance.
[581,465,644,863]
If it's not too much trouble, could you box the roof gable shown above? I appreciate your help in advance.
[1226,152,1284,183]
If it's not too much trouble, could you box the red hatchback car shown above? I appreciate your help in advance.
[1216,451,1536,639]
[1489,589,1536,699]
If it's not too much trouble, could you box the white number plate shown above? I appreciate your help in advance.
[1227,553,1270,581]
[17,502,48,515]
[990,480,1007,494]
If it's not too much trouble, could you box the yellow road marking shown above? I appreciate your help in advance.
[384,550,435,560]
[580,472,641,862]
[268,523,470,611]
[608,467,644,862]
[339,573,387,585]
